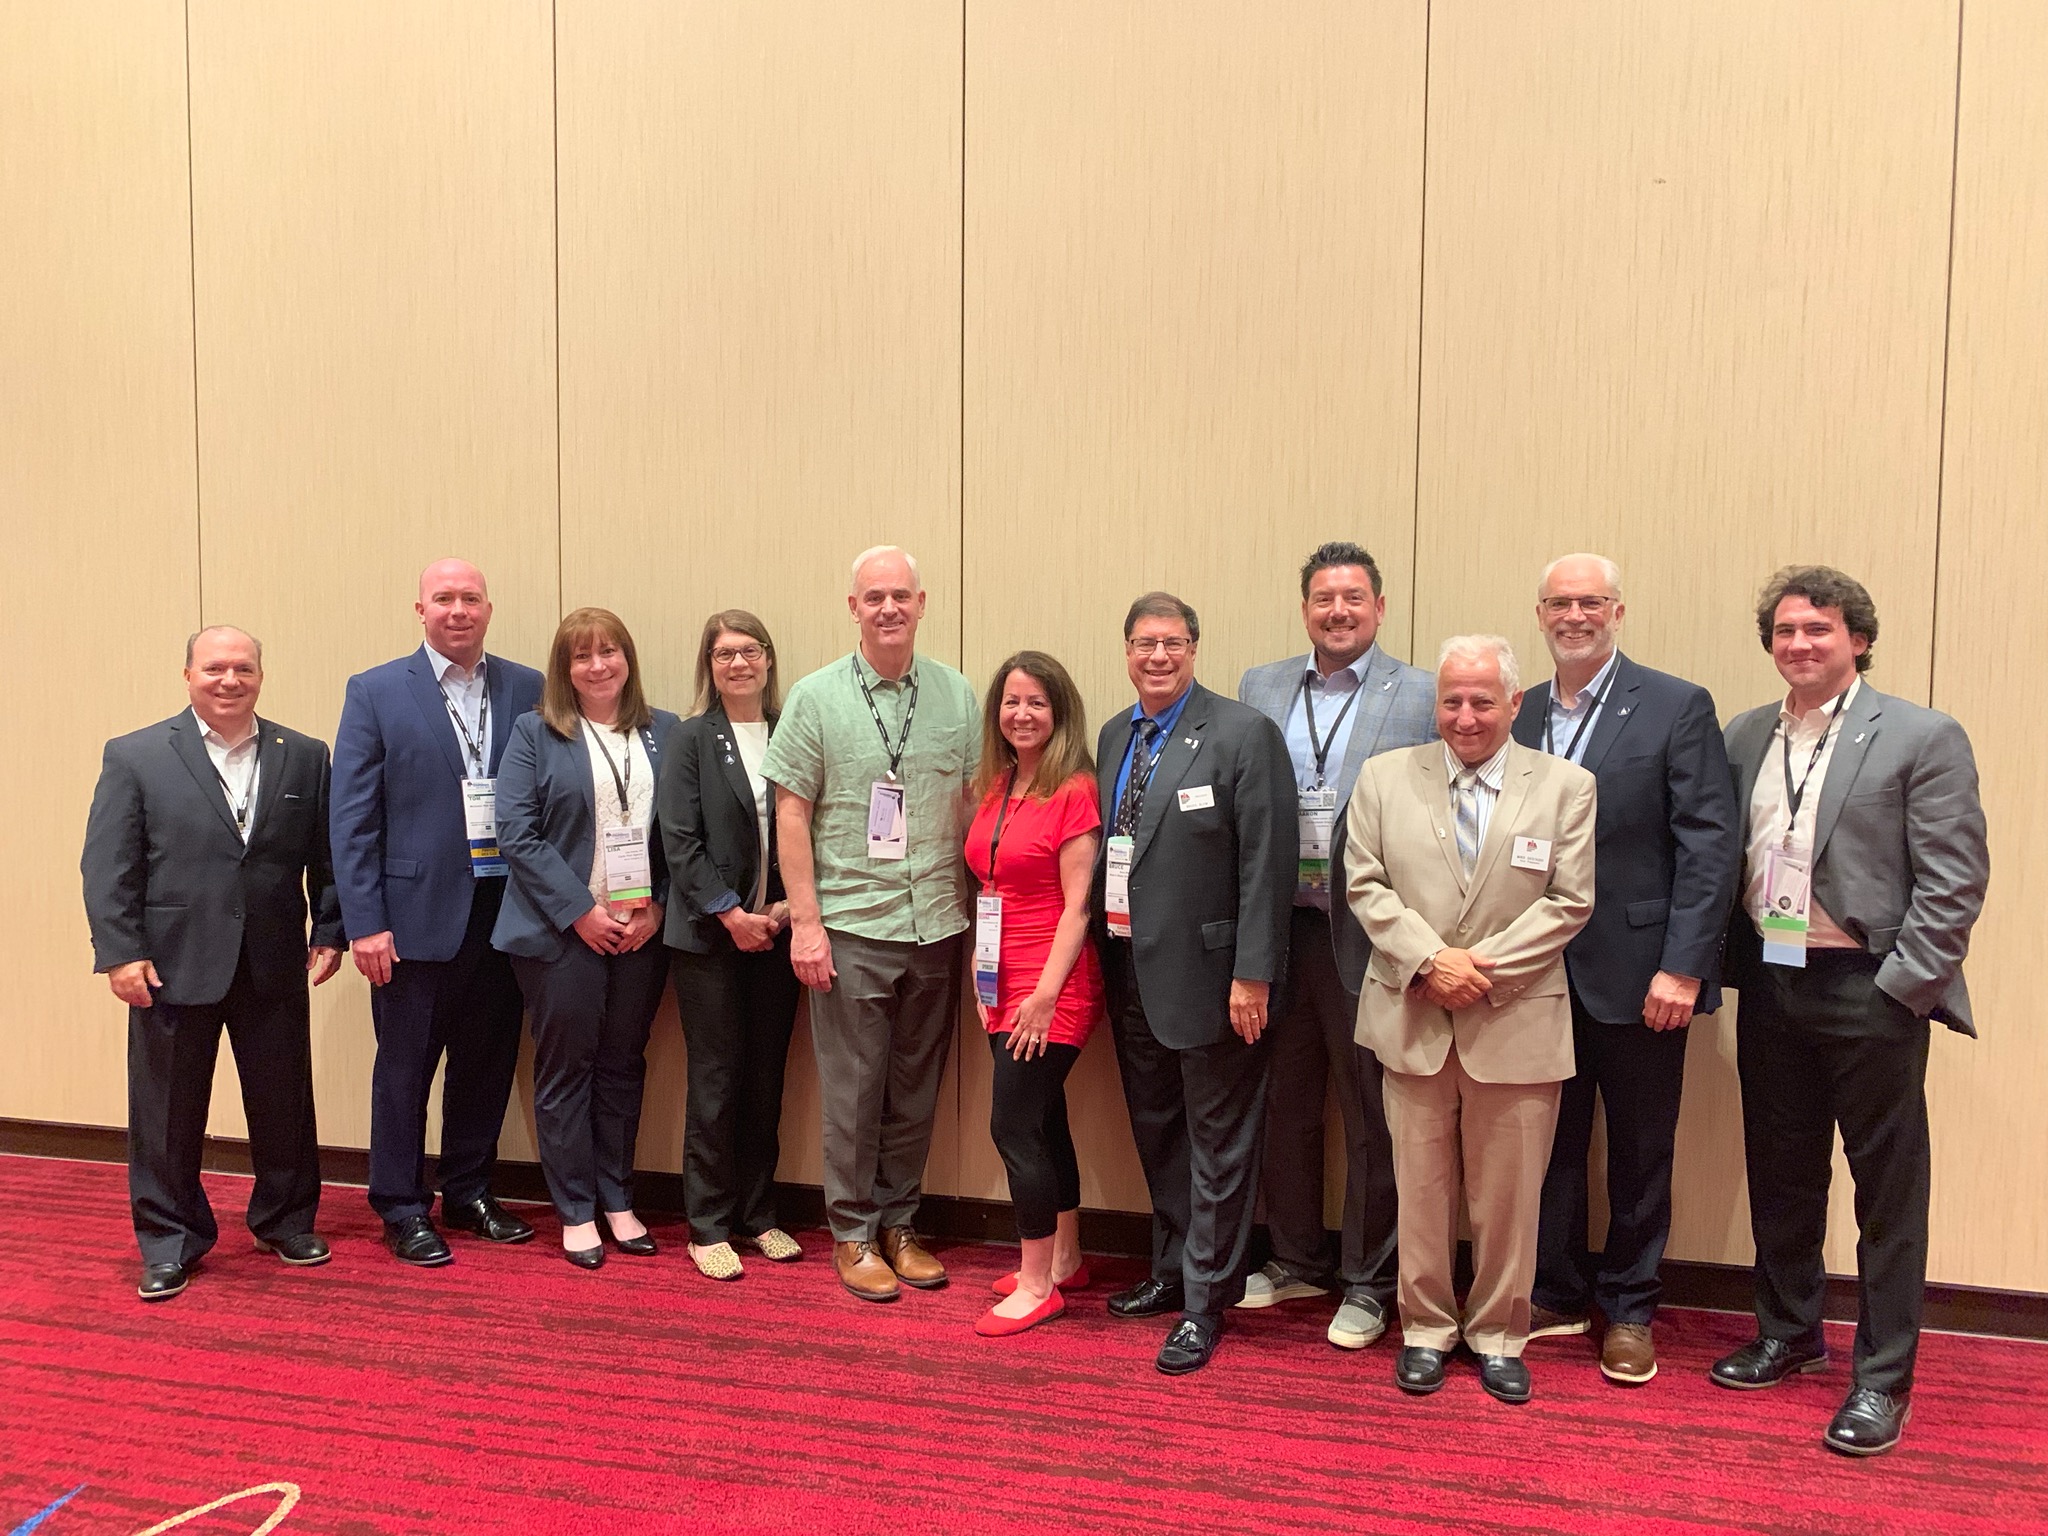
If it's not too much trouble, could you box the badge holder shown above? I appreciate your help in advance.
[463,778,506,878]
[601,824,652,910]
[867,781,908,861]
[1296,785,1337,898]
[974,894,1003,1006]
[1760,847,1812,967]
[1104,834,1134,939]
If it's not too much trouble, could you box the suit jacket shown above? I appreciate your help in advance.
[491,708,682,962]
[82,712,345,1006]
[657,705,787,955]
[330,646,544,963]
[1512,651,1741,1023]
[1091,681,1296,1050]
[1344,740,1597,1084]
[1723,682,1988,1034]
[1239,645,1437,993]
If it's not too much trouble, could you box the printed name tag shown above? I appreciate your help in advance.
[462,777,506,878]
[974,894,1002,1007]
[1104,834,1134,938]
[1760,847,1812,968]
[867,780,908,860]
[1509,836,1552,872]
[602,824,652,908]
[1297,786,1338,897]
[1177,784,1216,811]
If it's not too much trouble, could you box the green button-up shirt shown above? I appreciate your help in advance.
[760,649,980,944]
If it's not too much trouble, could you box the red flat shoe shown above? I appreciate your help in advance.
[993,1262,1091,1297]
[975,1289,1067,1337]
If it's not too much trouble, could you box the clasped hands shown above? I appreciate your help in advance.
[574,900,665,956]
[1412,947,1497,1010]
[717,901,791,955]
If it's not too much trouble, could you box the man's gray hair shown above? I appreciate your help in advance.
[185,625,263,668]
[850,545,922,594]
[1537,553,1623,599]
[1436,633,1519,695]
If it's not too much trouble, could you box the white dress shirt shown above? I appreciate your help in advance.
[732,719,773,912]
[195,708,261,843]
[1744,678,1860,949]
[426,643,492,775]
[1444,737,1512,856]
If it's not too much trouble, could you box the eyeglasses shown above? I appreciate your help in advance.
[711,644,766,665]
[1540,596,1616,616]
[1127,637,1193,656]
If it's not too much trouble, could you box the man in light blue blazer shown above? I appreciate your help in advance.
[1236,541,1437,1350]
[330,559,545,1267]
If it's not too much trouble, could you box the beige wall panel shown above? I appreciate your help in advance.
[555,1,964,1187]
[0,2,200,1126]
[1416,2,1961,1273]
[186,1,560,1154]
[1927,0,2048,1291]
[959,0,1430,1208]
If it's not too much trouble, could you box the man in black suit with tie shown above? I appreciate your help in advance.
[1095,591,1296,1374]
[82,626,346,1301]
[1512,555,1741,1383]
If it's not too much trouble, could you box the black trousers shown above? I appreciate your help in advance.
[1107,945,1271,1318]
[670,937,802,1246]
[127,948,320,1267]
[366,880,525,1222]
[987,1034,1083,1240]
[512,942,667,1225]
[1533,986,1690,1325]
[1261,905,1399,1304]
[1737,950,1932,1393]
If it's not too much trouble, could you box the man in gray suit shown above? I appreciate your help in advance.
[1236,541,1435,1350]
[1712,566,1988,1458]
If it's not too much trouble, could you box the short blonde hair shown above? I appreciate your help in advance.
[1436,634,1520,696]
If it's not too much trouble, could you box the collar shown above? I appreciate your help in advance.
[191,706,259,751]
[424,643,488,687]
[1444,738,1511,789]
[1552,649,1620,713]
[1302,643,1378,692]
[1129,683,1195,733]
[1778,675,1862,731]
[853,648,919,689]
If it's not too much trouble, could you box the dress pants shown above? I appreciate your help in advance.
[127,948,320,1267]
[366,879,525,1222]
[1261,905,1399,1305]
[1381,1040,1562,1357]
[1533,985,1690,1325]
[807,929,962,1242]
[1107,944,1271,1318]
[1737,950,1932,1394]
[511,941,667,1225]
[987,1034,1083,1240]
[670,935,802,1246]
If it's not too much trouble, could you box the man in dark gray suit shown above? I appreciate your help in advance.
[82,626,345,1301]
[1235,541,1435,1351]
[1094,591,1295,1374]
[1712,566,1988,1458]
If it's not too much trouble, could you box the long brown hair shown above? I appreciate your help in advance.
[692,609,782,718]
[973,651,1094,802]
[541,607,653,738]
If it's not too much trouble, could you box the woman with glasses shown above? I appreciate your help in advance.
[493,608,679,1268]
[657,611,804,1281]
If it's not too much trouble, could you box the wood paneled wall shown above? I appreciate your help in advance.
[6,1,2042,1290]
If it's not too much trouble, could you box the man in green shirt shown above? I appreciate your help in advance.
[763,545,980,1301]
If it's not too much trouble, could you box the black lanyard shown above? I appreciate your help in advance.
[1778,689,1850,838]
[212,759,255,835]
[853,657,919,780]
[442,682,489,776]
[587,722,635,817]
[986,768,1020,887]
[1297,672,1362,786]
[1543,670,1613,763]
[1115,719,1165,836]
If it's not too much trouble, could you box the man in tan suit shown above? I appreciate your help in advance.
[1344,634,1595,1404]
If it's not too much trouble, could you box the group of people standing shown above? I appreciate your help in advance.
[81,540,1987,1461]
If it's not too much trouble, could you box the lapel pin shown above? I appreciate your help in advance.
[1616,707,1630,717]
[1185,737,1198,748]
[1854,732,1866,744]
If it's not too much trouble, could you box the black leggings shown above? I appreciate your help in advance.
[987,1034,1083,1240]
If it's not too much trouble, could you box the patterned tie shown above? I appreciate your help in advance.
[1114,718,1163,837]
[1453,768,1483,879]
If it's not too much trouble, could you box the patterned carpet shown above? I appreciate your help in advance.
[3,1154,2045,1535]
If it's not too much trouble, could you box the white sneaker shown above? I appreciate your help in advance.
[1327,1291,1389,1350]
[1236,1260,1329,1310]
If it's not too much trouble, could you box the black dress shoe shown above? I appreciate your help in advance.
[384,1214,453,1267]
[602,1217,657,1256]
[1825,1387,1911,1456]
[1395,1346,1448,1394]
[1108,1277,1186,1318]
[1710,1334,1828,1390]
[254,1232,332,1266]
[564,1243,605,1270]
[137,1262,189,1301]
[442,1194,535,1244]
[1156,1314,1222,1375]
[1477,1353,1533,1405]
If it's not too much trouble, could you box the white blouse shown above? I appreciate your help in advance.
[581,719,655,902]
[732,718,772,912]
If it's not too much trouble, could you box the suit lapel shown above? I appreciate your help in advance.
[168,713,246,843]
[1101,713,1136,829]
[1577,654,1641,774]
[705,706,757,823]
[1413,747,1466,893]
[1460,749,1534,921]
[1134,686,1210,864]
[483,653,515,774]
[1337,649,1403,786]
[245,720,287,846]
[1813,685,1884,861]
[405,651,470,780]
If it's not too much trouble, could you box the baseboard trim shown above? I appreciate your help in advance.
[8,1115,2043,1341]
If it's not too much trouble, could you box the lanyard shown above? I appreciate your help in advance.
[1117,719,1165,829]
[586,721,635,817]
[853,656,919,780]
[212,757,255,835]
[1297,671,1362,786]
[442,680,489,776]
[1777,689,1850,840]
[1543,670,1613,763]
[986,768,1020,886]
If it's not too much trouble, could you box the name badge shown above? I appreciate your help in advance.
[867,780,908,860]
[1104,834,1134,938]
[462,777,506,878]
[1177,784,1215,812]
[601,823,652,909]
[1509,836,1552,872]
[1297,785,1338,897]
[974,894,1003,1007]
[1760,847,1812,967]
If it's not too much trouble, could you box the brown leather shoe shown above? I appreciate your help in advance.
[878,1226,948,1289]
[1601,1322,1657,1384]
[834,1240,900,1302]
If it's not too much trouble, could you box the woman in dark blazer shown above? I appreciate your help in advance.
[493,607,680,1269]
[658,610,802,1281]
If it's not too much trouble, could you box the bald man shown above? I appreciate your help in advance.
[331,560,544,1266]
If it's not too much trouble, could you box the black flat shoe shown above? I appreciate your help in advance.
[1156,1314,1221,1375]
[1710,1334,1828,1389]
[602,1215,657,1256]
[564,1244,605,1270]
[254,1232,332,1266]
[1477,1353,1533,1405]
[1395,1346,1448,1394]
[1108,1277,1185,1318]
[384,1214,453,1267]
[138,1262,189,1301]
[1825,1387,1911,1457]
[442,1194,535,1244]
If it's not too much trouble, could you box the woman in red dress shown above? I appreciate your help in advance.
[963,650,1105,1337]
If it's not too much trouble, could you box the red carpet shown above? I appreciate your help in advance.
[3,1154,2045,1535]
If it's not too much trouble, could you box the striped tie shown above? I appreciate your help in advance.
[1453,768,1483,879]
[1115,719,1163,837]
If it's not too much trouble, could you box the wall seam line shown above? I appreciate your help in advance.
[183,0,205,624]
[551,0,565,620]
[1928,0,1967,709]
[1407,0,1432,663]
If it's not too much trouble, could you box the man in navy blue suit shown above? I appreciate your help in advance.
[1512,554,1741,1384]
[331,559,545,1265]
